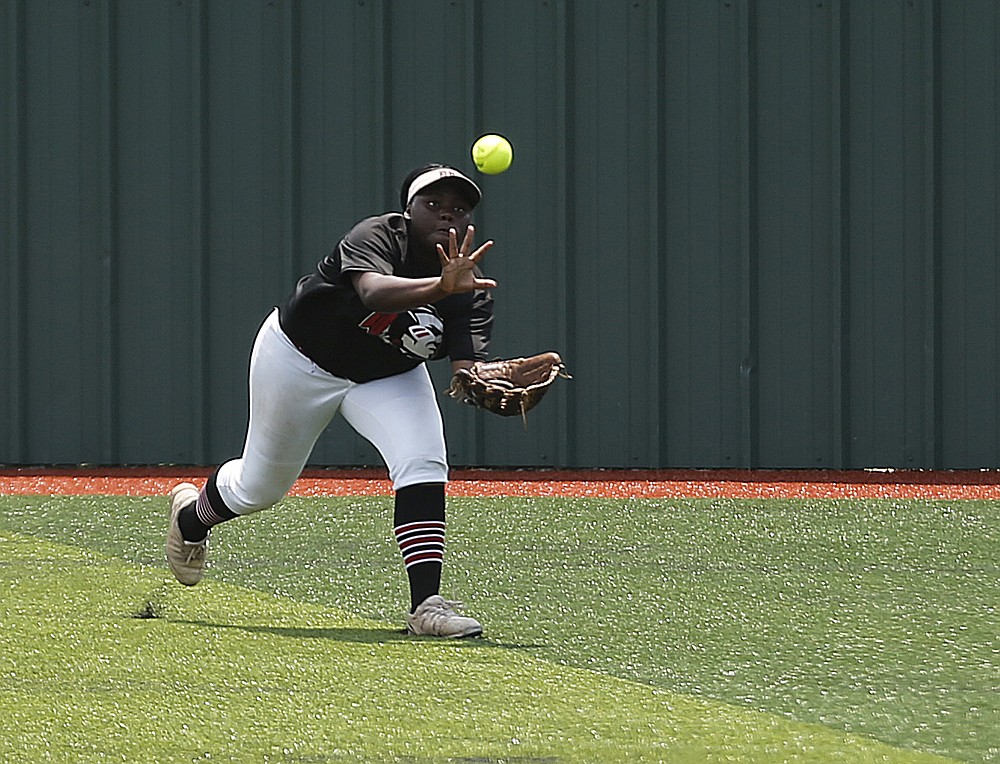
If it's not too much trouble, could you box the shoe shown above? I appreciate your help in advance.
[166,482,207,586]
[406,595,483,638]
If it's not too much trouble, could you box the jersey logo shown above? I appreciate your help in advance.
[359,306,444,361]
[359,311,399,336]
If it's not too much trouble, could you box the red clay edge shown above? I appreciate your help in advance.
[1,466,999,499]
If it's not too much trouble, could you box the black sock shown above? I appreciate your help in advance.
[178,470,238,542]
[393,482,446,612]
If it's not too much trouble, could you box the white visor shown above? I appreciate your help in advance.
[405,168,482,208]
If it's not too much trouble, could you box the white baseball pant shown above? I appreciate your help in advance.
[214,309,448,516]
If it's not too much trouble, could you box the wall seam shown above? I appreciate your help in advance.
[193,0,210,464]
[99,0,121,463]
[835,0,852,468]
[739,0,760,468]
[7,0,27,461]
[926,0,944,466]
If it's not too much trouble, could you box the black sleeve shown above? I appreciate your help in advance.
[317,214,404,285]
[467,287,494,361]
[434,287,494,363]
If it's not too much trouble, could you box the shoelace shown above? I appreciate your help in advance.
[422,602,476,632]
[408,597,481,637]
[429,599,465,615]
[182,540,207,565]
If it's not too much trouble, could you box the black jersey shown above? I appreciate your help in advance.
[278,213,494,383]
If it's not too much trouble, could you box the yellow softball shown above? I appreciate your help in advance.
[471,134,513,175]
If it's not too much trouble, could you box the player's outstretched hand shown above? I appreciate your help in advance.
[437,226,497,294]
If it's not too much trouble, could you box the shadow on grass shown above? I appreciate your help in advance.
[166,618,545,651]
[174,620,413,643]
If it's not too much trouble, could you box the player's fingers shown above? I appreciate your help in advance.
[448,227,460,257]
[468,240,494,263]
[460,225,475,255]
[436,242,449,267]
[475,276,498,289]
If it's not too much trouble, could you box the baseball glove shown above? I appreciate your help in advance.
[446,351,571,423]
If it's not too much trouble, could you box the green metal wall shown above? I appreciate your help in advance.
[2,1,998,469]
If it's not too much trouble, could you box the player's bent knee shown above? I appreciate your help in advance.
[222,473,296,515]
[390,454,448,491]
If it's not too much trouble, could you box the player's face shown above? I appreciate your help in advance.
[406,181,475,254]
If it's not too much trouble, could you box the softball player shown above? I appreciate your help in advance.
[166,164,495,638]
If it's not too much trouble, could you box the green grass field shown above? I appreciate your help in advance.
[1,492,996,762]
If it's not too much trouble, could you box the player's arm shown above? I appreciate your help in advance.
[352,228,497,312]
[351,271,448,312]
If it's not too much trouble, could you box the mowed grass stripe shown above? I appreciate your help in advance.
[3,493,998,761]
[0,533,957,764]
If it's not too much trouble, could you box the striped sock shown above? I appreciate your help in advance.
[393,482,446,612]
[195,489,234,528]
[394,520,446,570]
[178,470,237,542]
[394,520,445,612]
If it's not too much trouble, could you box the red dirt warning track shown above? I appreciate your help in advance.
[1,467,999,500]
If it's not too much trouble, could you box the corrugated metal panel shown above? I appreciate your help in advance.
[754,1,842,468]
[6,0,119,463]
[939,0,1000,467]
[846,1,938,469]
[660,0,753,468]
[1,0,998,469]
